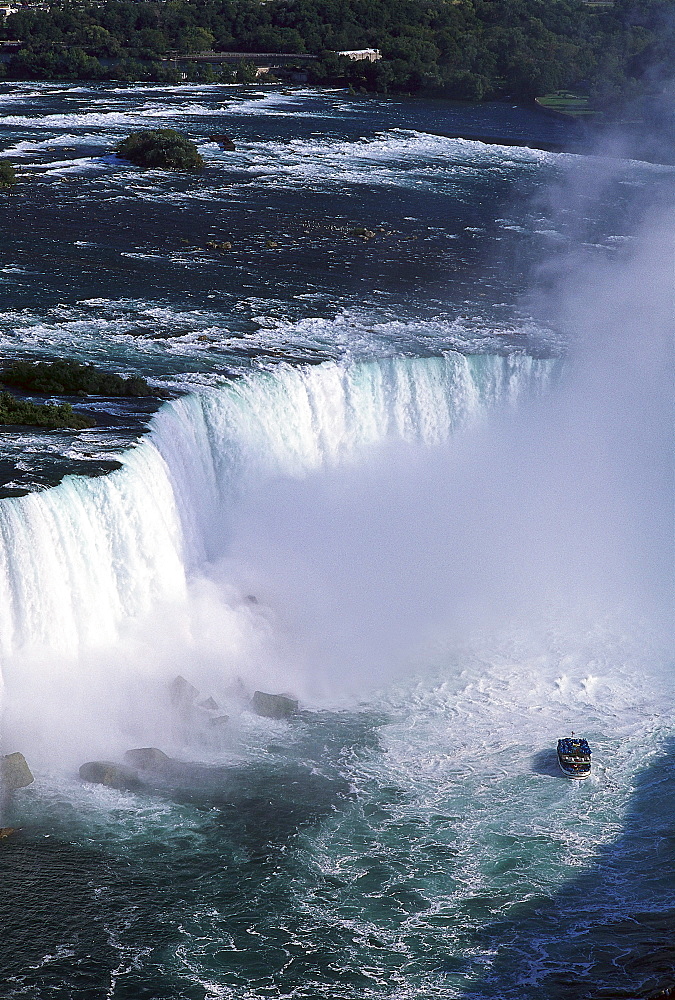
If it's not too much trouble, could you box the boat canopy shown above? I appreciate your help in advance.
[557,738,591,756]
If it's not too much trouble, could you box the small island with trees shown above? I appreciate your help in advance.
[0,359,155,428]
[115,129,205,171]
[0,393,94,429]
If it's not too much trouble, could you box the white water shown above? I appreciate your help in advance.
[0,353,554,759]
[0,353,553,655]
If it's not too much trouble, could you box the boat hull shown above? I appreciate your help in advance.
[557,737,591,779]
[558,758,591,779]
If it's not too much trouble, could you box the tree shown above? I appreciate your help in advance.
[235,60,258,83]
[115,129,205,170]
[0,160,16,189]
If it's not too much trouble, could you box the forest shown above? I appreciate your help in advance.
[1,0,674,104]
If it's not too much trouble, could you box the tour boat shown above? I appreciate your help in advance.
[557,737,591,779]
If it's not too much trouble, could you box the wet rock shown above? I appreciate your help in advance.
[209,134,236,151]
[79,761,141,791]
[199,696,220,711]
[350,227,376,240]
[1,752,34,790]
[169,675,198,712]
[226,677,250,704]
[209,715,230,726]
[206,240,232,253]
[251,690,298,719]
[123,747,170,771]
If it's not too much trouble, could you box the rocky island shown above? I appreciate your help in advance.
[115,129,204,171]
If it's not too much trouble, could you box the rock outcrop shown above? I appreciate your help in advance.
[123,747,170,771]
[79,761,141,791]
[209,134,236,151]
[251,690,298,719]
[1,752,34,790]
[169,675,229,729]
[169,675,199,713]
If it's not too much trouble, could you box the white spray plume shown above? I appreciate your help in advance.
[226,208,674,695]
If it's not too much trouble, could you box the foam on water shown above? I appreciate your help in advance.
[0,88,317,134]
[0,300,555,380]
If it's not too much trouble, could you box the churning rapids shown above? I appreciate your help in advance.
[0,83,674,1000]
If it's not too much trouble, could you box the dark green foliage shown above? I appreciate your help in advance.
[8,44,105,80]
[0,160,16,190]
[235,60,259,84]
[0,392,95,429]
[1,359,152,397]
[115,129,204,171]
[1,0,674,104]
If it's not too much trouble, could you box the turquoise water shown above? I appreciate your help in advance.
[0,84,673,999]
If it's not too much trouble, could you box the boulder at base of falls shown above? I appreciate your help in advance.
[79,761,141,791]
[169,675,199,713]
[1,752,34,790]
[123,748,171,771]
[251,690,298,719]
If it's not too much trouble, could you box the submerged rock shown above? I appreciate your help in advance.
[205,240,232,253]
[251,690,298,720]
[79,761,141,791]
[1,752,34,790]
[0,827,18,840]
[123,747,170,771]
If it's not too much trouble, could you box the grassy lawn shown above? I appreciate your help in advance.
[535,91,599,117]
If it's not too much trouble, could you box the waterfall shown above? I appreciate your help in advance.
[0,354,557,665]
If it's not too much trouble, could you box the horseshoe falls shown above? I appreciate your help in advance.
[0,353,556,759]
[0,83,674,1000]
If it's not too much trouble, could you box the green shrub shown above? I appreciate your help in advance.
[0,160,16,189]
[0,392,95,429]
[1,358,152,397]
[115,129,204,171]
